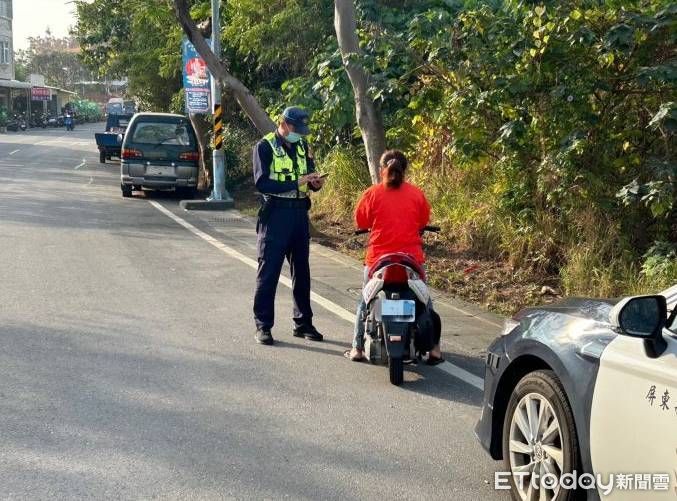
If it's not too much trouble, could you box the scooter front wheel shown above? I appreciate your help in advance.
[388,356,404,386]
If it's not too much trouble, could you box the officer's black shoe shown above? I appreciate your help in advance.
[256,329,274,345]
[293,325,324,342]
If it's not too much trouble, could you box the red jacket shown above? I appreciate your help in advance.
[354,181,431,267]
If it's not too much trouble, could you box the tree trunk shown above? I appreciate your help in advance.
[189,113,212,191]
[172,0,275,135]
[334,0,386,184]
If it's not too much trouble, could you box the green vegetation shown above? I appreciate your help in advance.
[74,0,184,111]
[71,99,103,122]
[0,106,8,128]
[74,0,676,311]
[15,34,92,89]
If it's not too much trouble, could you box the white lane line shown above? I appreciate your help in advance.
[149,200,485,391]
[9,149,19,155]
[35,135,68,146]
[437,362,484,390]
[74,159,86,170]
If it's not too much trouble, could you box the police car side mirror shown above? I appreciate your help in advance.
[610,295,668,358]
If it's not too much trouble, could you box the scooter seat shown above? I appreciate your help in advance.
[368,253,426,281]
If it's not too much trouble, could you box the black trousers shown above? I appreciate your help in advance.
[253,201,313,331]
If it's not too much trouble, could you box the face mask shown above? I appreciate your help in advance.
[285,131,303,143]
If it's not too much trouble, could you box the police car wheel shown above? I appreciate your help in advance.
[121,184,132,198]
[502,370,581,501]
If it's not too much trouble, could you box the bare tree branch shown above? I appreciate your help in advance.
[172,0,275,134]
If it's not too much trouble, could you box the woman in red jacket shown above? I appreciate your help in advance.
[347,150,443,364]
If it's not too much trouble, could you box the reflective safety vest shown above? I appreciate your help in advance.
[264,132,309,197]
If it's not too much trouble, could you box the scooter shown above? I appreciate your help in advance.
[6,115,18,131]
[356,225,441,385]
[64,114,74,131]
[11,113,28,131]
[31,113,47,129]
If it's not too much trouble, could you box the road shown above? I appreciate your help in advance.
[0,124,509,500]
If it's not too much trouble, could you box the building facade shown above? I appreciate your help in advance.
[0,0,13,81]
[0,0,31,114]
[0,0,77,119]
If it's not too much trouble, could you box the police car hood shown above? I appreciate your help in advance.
[515,298,617,324]
[515,284,677,325]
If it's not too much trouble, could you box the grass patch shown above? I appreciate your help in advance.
[311,146,371,221]
[229,139,675,316]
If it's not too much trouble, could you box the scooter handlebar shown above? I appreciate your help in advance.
[355,226,441,235]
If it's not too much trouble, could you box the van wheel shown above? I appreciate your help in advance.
[502,370,580,501]
[99,151,106,164]
[121,184,132,198]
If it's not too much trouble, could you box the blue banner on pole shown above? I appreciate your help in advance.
[182,38,211,114]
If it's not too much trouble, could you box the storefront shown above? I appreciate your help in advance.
[30,86,50,114]
[44,86,77,115]
[0,79,31,114]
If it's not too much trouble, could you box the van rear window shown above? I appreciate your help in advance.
[131,122,194,146]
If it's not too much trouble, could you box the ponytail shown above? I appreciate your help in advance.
[380,149,407,189]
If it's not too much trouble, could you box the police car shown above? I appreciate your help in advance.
[476,285,677,500]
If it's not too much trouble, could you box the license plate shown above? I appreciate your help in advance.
[146,166,173,176]
[380,299,416,322]
[145,151,167,160]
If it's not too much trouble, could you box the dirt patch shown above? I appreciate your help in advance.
[231,179,560,316]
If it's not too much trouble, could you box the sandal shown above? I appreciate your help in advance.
[343,349,365,362]
[426,354,445,366]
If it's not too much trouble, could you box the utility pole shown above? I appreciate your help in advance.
[208,0,232,203]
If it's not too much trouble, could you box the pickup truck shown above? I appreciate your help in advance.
[95,113,134,163]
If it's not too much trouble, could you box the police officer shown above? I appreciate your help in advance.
[252,107,326,345]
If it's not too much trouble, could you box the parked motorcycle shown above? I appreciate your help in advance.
[31,113,47,129]
[355,225,442,385]
[9,113,28,131]
[6,114,18,132]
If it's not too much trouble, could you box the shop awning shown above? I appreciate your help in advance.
[0,79,32,89]
[44,85,77,95]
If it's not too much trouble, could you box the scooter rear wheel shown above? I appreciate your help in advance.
[389,356,404,386]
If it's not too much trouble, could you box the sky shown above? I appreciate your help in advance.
[13,0,77,50]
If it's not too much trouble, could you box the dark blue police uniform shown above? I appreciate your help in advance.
[252,117,323,344]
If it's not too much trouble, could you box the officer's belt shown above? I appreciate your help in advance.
[270,190,307,199]
[266,196,310,209]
